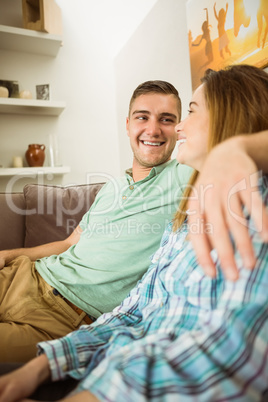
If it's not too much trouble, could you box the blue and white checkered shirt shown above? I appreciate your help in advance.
[39,176,268,401]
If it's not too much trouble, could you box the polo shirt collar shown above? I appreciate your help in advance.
[125,160,173,184]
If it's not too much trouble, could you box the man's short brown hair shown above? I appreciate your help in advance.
[129,80,181,121]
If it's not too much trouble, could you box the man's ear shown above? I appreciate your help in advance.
[126,117,130,137]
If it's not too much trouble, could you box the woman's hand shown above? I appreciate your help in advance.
[187,136,268,280]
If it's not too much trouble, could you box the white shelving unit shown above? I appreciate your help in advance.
[0,24,69,180]
[0,166,70,177]
[0,24,62,56]
[0,98,65,116]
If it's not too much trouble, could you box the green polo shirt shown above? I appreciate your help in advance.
[35,160,192,318]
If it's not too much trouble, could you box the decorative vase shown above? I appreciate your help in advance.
[19,89,32,99]
[25,144,46,167]
[0,86,9,98]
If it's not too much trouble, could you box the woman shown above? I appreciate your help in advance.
[0,65,267,402]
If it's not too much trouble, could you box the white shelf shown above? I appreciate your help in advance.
[0,98,65,116]
[0,24,62,56]
[0,166,70,177]
[0,24,67,186]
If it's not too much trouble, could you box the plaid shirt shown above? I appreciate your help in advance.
[39,176,268,401]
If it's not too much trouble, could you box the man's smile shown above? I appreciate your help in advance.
[141,140,165,147]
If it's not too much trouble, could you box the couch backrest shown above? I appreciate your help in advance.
[0,192,26,250]
[0,183,104,250]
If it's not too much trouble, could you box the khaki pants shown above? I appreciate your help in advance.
[0,256,90,363]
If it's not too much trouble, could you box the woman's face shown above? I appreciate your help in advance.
[176,84,209,171]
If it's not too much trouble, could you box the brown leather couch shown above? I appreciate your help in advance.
[0,183,104,251]
[0,182,105,393]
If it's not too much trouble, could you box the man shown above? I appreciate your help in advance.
[0,80,192,362]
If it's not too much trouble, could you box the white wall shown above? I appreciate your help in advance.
[0,0,192,192]
[114,0,192,170]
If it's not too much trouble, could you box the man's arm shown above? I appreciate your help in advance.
[0,225,82,269]
[187,130,268,280]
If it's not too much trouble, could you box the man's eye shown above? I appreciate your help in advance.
[162,118,175,123]
[136,116,147,120]
[187,109,193,114]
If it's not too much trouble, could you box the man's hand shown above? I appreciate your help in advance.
[0,355,50,402]
[187,137,268,280]
[0,250,17,270]
[0,256,5,270]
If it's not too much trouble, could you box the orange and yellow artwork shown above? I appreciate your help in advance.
[186,0,268,89]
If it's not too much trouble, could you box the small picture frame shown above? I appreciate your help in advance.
[36,84,50,100]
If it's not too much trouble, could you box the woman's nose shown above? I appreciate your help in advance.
[175,120,183,133]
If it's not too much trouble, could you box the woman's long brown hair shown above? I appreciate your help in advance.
[173,64,268,231]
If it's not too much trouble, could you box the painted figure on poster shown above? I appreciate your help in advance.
[214,2,231,59]
[233,0,251,37]
[257,0,268,49]
[192,8,214,69]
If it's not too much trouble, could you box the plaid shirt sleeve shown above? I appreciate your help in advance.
[38,176,268,401]
[38,260,159,381]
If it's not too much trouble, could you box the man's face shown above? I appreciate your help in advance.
[126,93,180,169]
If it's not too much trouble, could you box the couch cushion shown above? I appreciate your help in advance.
[0,192,26,250]
[23,183,104,247]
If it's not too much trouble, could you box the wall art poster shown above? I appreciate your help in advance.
[186,0,268,90]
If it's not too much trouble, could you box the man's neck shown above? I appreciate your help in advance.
[132,165,153,182]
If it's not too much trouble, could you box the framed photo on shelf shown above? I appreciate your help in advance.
[186,0,268,90]
[36,84,50,100]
